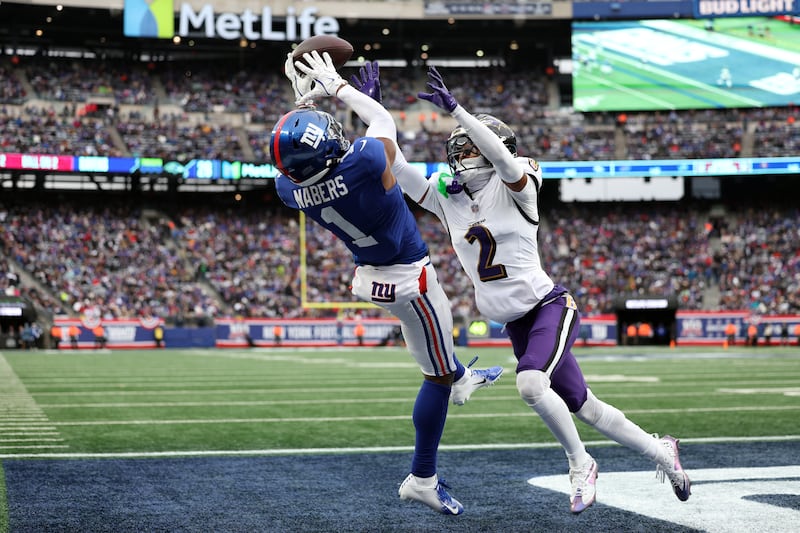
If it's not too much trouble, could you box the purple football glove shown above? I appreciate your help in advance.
[417,66,458,113]
[350,60,382,103]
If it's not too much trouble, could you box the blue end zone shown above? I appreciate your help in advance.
[3,441,798,532]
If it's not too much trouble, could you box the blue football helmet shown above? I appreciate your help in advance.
[270,108,351,185]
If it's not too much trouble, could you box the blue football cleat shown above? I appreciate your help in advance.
[399,473,464,515]
[451,357,504,406]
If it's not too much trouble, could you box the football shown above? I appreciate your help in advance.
[292,34,354,69]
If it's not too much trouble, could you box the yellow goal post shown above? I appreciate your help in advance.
[299,211,377,310]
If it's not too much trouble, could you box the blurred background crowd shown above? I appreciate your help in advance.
[1,57,798,328]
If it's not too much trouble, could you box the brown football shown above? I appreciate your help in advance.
[291,34,354,69]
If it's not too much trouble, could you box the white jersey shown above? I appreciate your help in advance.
[419,157,554,323]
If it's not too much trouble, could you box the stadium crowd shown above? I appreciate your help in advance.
[1,57,798,325]
[2,198,798,326]
[0,58,797,162]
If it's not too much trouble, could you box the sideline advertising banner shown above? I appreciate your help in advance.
[51,314,800,349]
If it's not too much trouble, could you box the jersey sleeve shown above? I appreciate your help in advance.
[347,137,387,183]
[275,175,299,209]
[417,172,448,223]
[507,157,543,220]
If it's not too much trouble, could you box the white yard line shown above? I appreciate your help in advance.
[0,354,66,451]
[23,404,797,427]
[1,435,798,460]
[34,389,798,409]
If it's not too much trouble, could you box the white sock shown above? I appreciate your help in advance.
[528,388,590,469]
[576,390,665,464]
[413,474,437,488]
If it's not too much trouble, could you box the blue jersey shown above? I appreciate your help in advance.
[276,137,428,266]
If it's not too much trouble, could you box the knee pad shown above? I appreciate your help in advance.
[516,370,551,407]
[574,389,601,425]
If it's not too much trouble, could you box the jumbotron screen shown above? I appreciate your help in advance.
[571,17,800,112]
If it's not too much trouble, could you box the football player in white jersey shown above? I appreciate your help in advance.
[357,64,692,514]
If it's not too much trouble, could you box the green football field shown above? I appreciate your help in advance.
[2,346,798,456]
[2,346,800,532]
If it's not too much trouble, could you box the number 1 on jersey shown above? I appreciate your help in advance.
[321,206,378,248]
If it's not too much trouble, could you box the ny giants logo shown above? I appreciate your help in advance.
[371,282,396,303]
[300,123,325,148]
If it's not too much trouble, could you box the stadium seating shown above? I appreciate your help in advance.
[3,196,797,323]
[1,57,798,323]
[2,57,797,161]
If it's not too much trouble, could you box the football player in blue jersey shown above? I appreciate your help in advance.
[352,62,692,515]
[270,51,503,515]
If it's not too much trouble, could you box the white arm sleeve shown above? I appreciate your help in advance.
[451,105,521,184]
[336,84,396,140]
[391,146,431,202]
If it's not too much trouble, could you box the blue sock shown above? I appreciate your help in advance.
[410,380,450,478]
[452,356,466,382]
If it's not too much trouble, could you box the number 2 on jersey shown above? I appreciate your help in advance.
[465,225,507,281]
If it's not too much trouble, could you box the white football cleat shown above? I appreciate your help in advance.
[656,435,691,501]
[569,456,598,514]
[398,473,464,515]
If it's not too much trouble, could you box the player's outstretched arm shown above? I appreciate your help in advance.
[295,53,396,148]
[418,66,524,188]
[352,60,430,203]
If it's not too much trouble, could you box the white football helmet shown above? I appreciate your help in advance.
[446,114,517,191]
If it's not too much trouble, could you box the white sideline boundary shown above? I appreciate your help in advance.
[2,434,799,460]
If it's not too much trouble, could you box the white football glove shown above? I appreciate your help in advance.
[284,52,315,106]
[294,51,348,106]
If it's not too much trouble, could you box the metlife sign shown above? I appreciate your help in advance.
[123,0,340,41]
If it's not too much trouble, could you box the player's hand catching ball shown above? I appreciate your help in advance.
[284,53,315,106]
[294,50,348,105]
